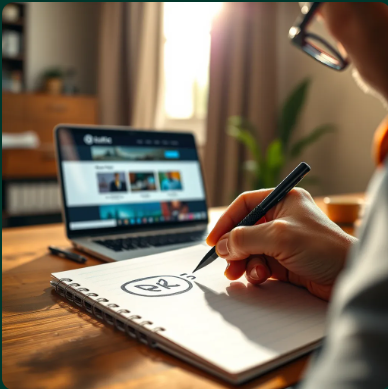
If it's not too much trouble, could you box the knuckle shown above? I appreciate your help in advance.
[229,227,246,256]
[271,220,290,245]
[289,187,312,200]
[239,189,265,200]
[272,219,288,233]
[238,191,253,202]
[299,187,312,198]
[256,188,272,196]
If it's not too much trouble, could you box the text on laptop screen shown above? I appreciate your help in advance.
[56,127,208,233]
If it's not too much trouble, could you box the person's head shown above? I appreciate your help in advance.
[167,172,173,180]
[114,173,120,181]
[322,3,388,105]
[293,3,388,105]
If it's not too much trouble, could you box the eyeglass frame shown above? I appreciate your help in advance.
[289,2,349,71]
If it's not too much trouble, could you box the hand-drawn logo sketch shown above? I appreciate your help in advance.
[121,274,196,297]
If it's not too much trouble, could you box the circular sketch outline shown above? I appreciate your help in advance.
[121,275,193,297]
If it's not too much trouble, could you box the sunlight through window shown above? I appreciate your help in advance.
[163,2,223,121]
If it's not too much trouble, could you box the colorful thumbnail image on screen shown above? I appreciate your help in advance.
[99,200,207,225]
[129,172,157,191]
[97,172,127,193]
[159,171,183,191]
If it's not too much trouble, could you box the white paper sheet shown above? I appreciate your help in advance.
[52,244,327,374]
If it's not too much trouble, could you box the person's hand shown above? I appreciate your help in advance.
[206,188,357,301]
[321,3,388,102]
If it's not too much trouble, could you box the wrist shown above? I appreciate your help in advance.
[330,232,358,289]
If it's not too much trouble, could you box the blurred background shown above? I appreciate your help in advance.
[2,2,387,228]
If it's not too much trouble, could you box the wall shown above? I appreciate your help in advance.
[276,3,387,196]
[25,2,100,94]
[23,3,387,194]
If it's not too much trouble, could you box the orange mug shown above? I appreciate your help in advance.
[324,196,364,224]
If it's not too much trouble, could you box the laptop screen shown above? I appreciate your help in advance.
[55,126,208,238]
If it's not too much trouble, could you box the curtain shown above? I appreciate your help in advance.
[204,3,278,207]
[98,2,164,127]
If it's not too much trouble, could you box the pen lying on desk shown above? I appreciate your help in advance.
[48,246,87,264]
[193,162,311,273]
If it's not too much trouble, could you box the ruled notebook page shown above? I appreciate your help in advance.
[52,244,328,375]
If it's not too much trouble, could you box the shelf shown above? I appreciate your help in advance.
[2,19,24,27]
[2,55,24,62]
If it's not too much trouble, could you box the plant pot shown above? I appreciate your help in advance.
[45,77,63,94]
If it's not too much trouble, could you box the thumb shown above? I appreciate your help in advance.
[215,220,286,261]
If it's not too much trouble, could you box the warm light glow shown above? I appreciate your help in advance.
[301,5,309,14]
[164,2,223,119]
[289,26,299,38]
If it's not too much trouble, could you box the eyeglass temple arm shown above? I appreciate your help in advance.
[297,2,323,31]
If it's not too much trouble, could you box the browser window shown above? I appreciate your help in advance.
[56,127,208,236]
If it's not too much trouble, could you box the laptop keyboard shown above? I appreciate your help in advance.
[93,231,207,252]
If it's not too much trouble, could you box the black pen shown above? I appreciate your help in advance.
[48,246,87,264]
[193,162,311,273]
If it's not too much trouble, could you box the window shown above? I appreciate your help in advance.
[162,2,223,145]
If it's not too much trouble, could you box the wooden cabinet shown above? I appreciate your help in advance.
[25,94,97,123]
[2,92,98,178]
[2,93,98,226]
[2,149,57,178]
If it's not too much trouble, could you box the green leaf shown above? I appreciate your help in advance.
[228,116,257,135]
[263,139,285,187]
[266,139,284,171]
[278,78,311,151]
[227,117,262,163]
[290,124,335,158]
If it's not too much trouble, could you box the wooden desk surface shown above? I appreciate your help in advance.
[2,200,358,389]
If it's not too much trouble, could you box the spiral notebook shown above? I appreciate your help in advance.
[51,244,328,384]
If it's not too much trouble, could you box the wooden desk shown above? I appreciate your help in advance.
[2,202,357,389]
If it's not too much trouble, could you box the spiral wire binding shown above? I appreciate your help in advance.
[52,278,166,348]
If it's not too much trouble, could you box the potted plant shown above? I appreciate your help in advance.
[228,78,335,190]
[42,68,64,94]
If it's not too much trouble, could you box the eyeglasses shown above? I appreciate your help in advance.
[289,2,349,71]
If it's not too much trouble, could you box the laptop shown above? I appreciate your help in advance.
[55,124,209,262]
